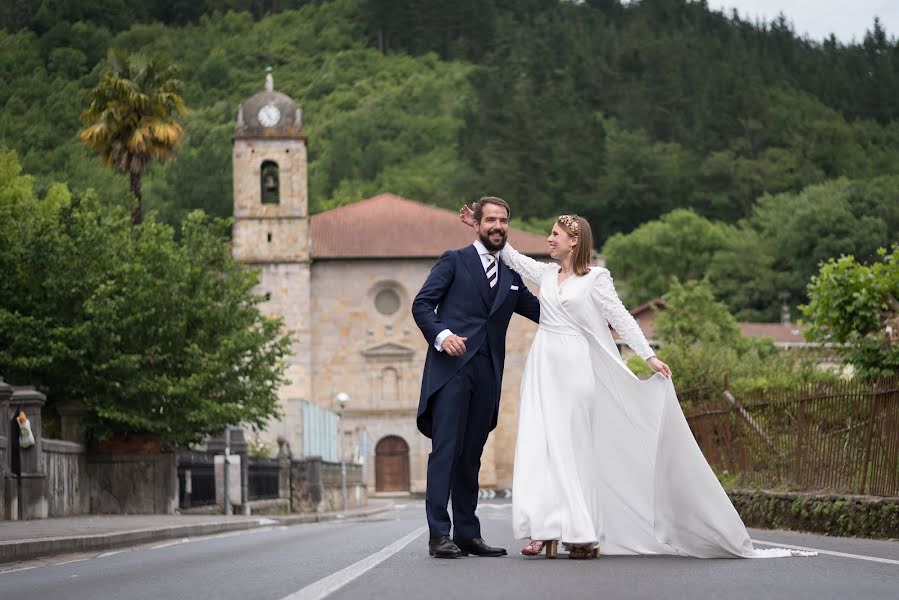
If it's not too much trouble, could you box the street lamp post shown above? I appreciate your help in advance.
[335,392,350,512]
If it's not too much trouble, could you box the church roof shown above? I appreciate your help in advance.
[310,194,552,259]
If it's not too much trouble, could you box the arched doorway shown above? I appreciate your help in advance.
[375,435,410,492]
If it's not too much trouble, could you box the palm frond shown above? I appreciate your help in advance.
[80,49,188,179]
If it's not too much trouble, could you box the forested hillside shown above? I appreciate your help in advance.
[2,0,898,318]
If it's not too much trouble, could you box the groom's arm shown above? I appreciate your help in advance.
[412,250,456,347]
[513,273,540,324]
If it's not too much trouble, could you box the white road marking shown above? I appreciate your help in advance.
[97,550,126,558]
[151,538,191,550]
[279,525,428,600]
[752,539,899,565]
[0,565,38,575]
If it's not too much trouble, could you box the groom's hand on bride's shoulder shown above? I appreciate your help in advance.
[459,203,476,228]
[441,334,468,356]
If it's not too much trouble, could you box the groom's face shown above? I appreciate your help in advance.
[476,203,509,253]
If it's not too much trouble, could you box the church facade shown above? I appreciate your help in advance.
[231,76,550,493]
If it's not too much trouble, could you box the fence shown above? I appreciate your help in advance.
[177,452,216,508]
[247,458,280,501]
[684,377,899,496]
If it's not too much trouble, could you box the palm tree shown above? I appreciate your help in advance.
[80,50,188,225]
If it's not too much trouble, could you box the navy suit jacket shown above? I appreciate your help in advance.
[412,244,540,438]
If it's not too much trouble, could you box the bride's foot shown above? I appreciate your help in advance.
[568,544,599,560]
[520,539,558,558]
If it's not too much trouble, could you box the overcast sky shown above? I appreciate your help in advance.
[704,1,897,43]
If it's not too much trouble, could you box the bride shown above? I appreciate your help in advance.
[460,206,811,560]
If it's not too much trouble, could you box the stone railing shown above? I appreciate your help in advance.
[42,439,88,517]
[290,457,366,513]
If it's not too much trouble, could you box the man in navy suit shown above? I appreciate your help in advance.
[412,196,541,559]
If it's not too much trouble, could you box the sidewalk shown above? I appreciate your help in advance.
[0,499,395,564]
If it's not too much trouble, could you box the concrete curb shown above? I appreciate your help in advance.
[0,501,395,564]
[273,501,397,526]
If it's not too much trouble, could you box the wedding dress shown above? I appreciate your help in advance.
[501,243,811,558]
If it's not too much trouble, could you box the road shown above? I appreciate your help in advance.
[0,501,896,599]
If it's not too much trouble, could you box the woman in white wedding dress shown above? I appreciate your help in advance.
[460,207,812,560]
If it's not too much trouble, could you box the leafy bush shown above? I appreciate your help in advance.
[802,246,899,378]
[630,279,835,395]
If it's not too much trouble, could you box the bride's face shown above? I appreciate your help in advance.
[547,224,576,260]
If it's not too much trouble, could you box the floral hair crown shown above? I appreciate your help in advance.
[558,214,579,235]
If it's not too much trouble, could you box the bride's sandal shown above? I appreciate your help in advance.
[521,540,558,558]
[568,544,599,560]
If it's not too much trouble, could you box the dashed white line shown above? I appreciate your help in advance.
[279,525,428,600]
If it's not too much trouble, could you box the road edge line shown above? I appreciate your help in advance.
[752,539,899,565]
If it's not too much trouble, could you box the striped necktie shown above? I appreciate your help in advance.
[485,254,497,288]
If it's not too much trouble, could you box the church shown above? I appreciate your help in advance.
[230,74,550,494]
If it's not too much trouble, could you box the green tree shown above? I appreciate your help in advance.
[801,247,899,378]
[637,279,829,394]
[602,209,732,304]
[653,279,741,348]
[0,149,289,445]
[80,49,187,224]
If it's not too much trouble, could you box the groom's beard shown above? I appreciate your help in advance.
[479,228,507,252]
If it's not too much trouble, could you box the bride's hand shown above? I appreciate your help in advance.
[646,356,672,378]
[459,203,476,228]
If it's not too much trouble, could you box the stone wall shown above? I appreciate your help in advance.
[87,453,177,514]
[290,457,365,513]
[43,439,88,517]
[728,490,899,539]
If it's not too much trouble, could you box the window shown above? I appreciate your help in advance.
[261,161,280,204]
[381,367,399,405]
[374,288,401,316]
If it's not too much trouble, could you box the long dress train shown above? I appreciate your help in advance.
[501,243,812,558]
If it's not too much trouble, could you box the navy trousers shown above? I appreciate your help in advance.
[425,350,496,540]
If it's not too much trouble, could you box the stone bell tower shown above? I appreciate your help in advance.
[232,69,311,453]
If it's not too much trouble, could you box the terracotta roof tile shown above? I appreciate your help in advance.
[310,193,551,258]
[613,298,809,346]
[738,322,807,344]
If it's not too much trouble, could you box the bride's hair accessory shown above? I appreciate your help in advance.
[558,214,579,235]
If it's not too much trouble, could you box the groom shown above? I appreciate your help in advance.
[412,196,540,559]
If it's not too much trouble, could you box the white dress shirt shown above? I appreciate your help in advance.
[434,240,496,352]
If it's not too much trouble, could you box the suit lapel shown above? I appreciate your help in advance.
[463,245,491,309]
[490,261,512,315]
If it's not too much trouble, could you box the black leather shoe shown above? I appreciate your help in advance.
[453,537,507,557]
[429,536,463,559]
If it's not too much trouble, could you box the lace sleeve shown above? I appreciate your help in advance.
[591,268,655,361]
[498,242,553,285]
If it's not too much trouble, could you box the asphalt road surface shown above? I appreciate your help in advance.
[1,501,896,600]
